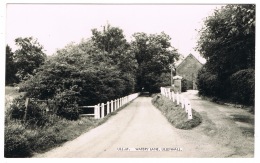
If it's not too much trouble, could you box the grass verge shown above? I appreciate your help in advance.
[5,100,135,158]
[152,94,202,130]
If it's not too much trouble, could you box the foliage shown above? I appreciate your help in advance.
[196,5,255,105]
[5,122,32,158]
[4,116,98,158]
[230,69,254,105]
[197,4,255,76]
[5,45,18,85]
[131,32,179,93]
[19,25,137,119]
[152,94,202,129]
[197,66,222,97]
[14,37,47,81]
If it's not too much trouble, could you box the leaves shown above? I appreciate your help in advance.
[131,32,179,92]
[196,4,255,105]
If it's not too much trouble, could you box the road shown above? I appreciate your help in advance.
[34,91,254,158]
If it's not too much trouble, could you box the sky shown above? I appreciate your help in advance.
[5,4,222,60]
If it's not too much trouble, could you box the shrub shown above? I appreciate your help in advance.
[5,122,32,158]
[197,67,221,97]
[54,89,80,120]
[230,69,255,105]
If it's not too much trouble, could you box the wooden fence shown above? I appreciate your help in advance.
[160,87,192,119]
[79,92,140,119]
[24,92,140,121]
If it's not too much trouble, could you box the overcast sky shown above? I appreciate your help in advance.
[6,4,222,58]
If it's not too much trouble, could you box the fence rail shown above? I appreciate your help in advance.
[160,87,192,119]
[79,92,140,119]
[23,92,140,121]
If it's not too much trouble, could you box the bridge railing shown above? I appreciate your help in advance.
[79,92,140,119]
[160,87,192,119]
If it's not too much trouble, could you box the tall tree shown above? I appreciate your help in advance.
[196,4,255,104]
[14,37,47,81]
[131,32,179,92]
[5,45,18,85]
[197,4,255,78]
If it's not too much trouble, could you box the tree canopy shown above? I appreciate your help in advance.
[14,37,47,81]
[196,4,255,105]
[131,32,179,92]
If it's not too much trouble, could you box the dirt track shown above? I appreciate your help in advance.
[34,91,254,158]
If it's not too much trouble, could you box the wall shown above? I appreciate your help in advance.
[176,54,203,90]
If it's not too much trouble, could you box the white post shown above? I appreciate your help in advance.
[101,103,105,118]
[184,99,188,113]
[96,104,100,119]
[171,91,175,102]
[94,105,98,119]
[111,100,114,112]
[181,95,184,109]
[187,101,192,119]
[107,101,110,114]
[117,99,120,109]
[176,92,180,105]
[115,99,117,110]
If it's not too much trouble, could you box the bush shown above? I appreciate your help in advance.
[230,69,255,105]
[197,67,222,97]
[5,122,32,158]
[6,96,52,126]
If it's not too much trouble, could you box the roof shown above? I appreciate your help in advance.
[175,53,205,69]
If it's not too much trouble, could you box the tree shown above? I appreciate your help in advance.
[196,4,255,105]
[91,24,138,92]
[131,32,179,93]
[14,37,47,81]
[5,45,18,85]
[197,4,255,77]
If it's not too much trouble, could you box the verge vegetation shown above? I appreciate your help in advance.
[152,94,202,130]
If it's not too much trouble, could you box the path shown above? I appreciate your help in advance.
[34,92,254,158]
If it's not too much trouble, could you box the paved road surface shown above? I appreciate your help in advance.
[34,91,254,158]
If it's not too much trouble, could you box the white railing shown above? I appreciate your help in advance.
[79,92,140,119]
[160,87,192,119]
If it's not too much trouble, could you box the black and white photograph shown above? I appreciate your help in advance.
[1,0,257,160]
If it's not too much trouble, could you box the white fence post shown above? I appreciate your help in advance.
[115,99,117,110]
[184,99,188,113]
[176,92,180,105]
[101,103,105,118]
[187,100,192,119]
[117,98,120,109]
[96,104,100,119]
[111,100,114,112]
[181,95,184,109]
[94,105,98,119]
[107,101,110,114]
[171,91,175,102]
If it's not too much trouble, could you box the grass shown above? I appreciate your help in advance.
[4,94,135,158]
[230,114,254,125]
[152,94,202,130]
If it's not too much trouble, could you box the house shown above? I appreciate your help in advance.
[175,54,204,90]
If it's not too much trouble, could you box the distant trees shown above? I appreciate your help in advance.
[131,32,179,93]
[12,24,180,119]
[19,25,138,119]
[14,37,47,81]
[196,4,255,105]
[5,45,17,85]
[5,37,47,85]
